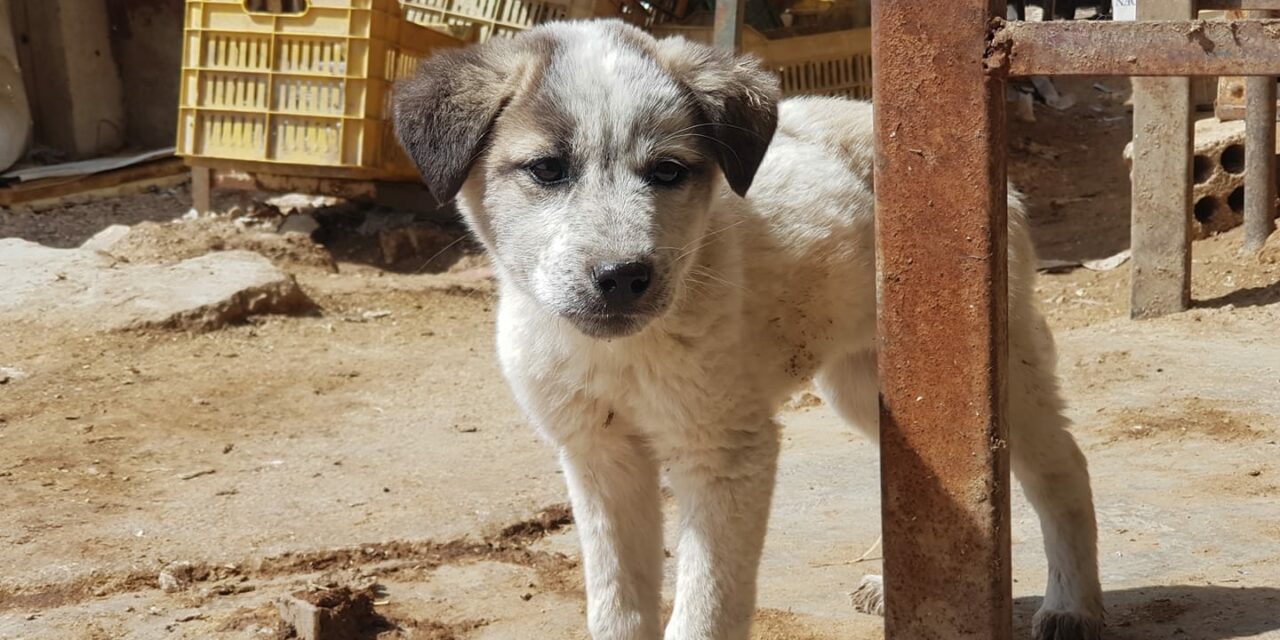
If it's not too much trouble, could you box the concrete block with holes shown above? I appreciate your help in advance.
[1126,117,1279,238]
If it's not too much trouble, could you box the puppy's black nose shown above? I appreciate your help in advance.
[592,261,652,310]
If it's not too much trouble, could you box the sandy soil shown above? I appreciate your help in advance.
[2,78,1279,639]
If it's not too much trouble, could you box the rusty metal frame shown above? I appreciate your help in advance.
[1201,0,1280,7]
[874,0,1012,637]
[993,18,1280,76]
[872,0,1280,636]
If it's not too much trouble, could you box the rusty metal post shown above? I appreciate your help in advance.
[1245,10,1277,254]
[713,0,744,52]
[1129,0,1194,318]
[872,0,1011,637]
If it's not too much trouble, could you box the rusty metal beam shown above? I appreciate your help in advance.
[992,18,1280,77]
[1129,0,1195,319]
[1200,0,1280,9]
[712,0,744,52]
[1244,12,1278,253]
[873,0,1011,637]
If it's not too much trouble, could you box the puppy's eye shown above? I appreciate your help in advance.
[648,160,687,187]
[527,158,568,185]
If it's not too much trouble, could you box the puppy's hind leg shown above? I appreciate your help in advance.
[815,351,885,617]
[1010,315,1104,640]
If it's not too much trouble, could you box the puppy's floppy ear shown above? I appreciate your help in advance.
[654,38,780,197]
[394,38,538,202]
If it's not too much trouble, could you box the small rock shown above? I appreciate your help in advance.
[1258,234,1280,265]
[80,225,133,253]
[277,587,380,640]
[158,561,200,593]
[0,366,26,385]
[277,213,320,237]
[266,193,340,213]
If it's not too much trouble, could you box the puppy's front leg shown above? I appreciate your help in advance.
[559,421,665,640]
[663,418,780,640]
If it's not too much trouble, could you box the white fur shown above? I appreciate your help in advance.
[454,27,1102,640]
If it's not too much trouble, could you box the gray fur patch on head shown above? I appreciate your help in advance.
[393,20,780,202]
[393,35,554,202]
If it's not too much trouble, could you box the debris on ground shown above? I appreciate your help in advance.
[277,213,320,237]
[0,240,314,331]
[276,586,383,640]
[80,224,132,253]
[158,561,202,593]
[104,218,338,272]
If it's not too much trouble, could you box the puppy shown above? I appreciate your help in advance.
[395,20,1103,640]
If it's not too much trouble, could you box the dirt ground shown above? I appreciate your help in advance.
[2,78,1280,640]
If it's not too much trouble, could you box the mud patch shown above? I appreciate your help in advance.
[387,618,489,640]
[1104,398,1264,443]
[753,608,837,640]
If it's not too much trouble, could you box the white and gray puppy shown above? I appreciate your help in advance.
[395,20,1103,640]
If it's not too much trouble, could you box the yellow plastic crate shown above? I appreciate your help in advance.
[400,0,611,42]
[649,25,873,100]
[177,0,463,180]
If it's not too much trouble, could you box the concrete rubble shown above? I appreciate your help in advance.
[276,587,381,640]
[1123,117,1277,238]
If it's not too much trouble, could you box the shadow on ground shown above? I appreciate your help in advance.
[1015,585,1280,639]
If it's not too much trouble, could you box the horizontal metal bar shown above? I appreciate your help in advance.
[990,18,1280,76]
[1199,0,1280,9]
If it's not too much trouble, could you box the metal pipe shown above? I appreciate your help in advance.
[712,0,744,52]
[990,18,1280,77]
[872,0,1012,637]
[1244,11,1278,254]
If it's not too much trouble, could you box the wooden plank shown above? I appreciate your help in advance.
[1129,0,1194,318]
[0,158,186,207]
[191,166,213,215]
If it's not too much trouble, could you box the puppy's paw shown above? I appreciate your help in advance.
[1032,608,1103,640]
[848,575,884,617]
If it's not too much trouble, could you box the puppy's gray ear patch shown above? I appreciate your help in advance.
[394,40,529,202]
[656,39,780,197]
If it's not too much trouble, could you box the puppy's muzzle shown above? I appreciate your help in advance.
[591,260,653,313]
